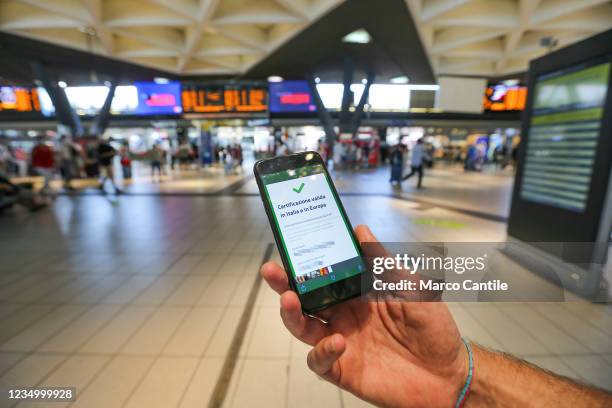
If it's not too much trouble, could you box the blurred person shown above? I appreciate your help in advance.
[0,141,10,174]
[259,225,612,408]
[333,142,345,171]
[355,145,363,169]
[402,138,427,188]
[276,140,289,156]
[389,143,405,185]
[367,141,379,168]
[83,141,100,178]
[0,169,46,212]
[120,142,132,180]
[97,138,122,194]
[223,147,234,174]
[30,137,55,195]
[149,144,164,181]
[177,140,192,171]
[59,136,79,190]
[230,143,243,173]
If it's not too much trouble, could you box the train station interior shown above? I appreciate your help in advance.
[1,0,612,407]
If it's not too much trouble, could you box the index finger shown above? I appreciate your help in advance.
[260,261,289,294]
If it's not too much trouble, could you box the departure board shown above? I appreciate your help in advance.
[519,61,610,212]
[181,84,267,114]
[0,86,42,113]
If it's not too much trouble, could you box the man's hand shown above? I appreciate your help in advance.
[260,225,468,408]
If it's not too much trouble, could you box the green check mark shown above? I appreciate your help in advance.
[292,182,305,193]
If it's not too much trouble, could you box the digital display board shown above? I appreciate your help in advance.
[0,86,42,113]
[269,80,316,113]
[133,81,182,115]
[519,61,610,212]
[182,84,267,114]
[483,84,527,111]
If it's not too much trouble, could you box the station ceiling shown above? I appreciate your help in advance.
[0,0,611,83]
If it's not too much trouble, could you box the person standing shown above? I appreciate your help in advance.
[402,138,426,188]
[30,137,55,195]
[149,144,164,181]
[120,142,132,180]
[389,144,404,185]
[97,138,121,194]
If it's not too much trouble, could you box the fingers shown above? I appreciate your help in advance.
[280,291,329,345]
[307,333,346,383]
[260,261,289,294]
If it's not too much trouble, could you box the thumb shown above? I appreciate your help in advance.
[355,224,388,259]
[307,334,346,384]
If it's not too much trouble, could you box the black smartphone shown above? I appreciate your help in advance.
[254,151,370,314]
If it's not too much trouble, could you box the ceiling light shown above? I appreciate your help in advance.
[154,77,170,84]
[502,79,520,86]
[58,81,67,88]
[104,81,112,87]
[361,78,368,84]
[268,75,283,83]
[342,29,371,44]
[390,76,409,84]
[315,77,321,83]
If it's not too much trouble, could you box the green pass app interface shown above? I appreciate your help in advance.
[263,164,364,294]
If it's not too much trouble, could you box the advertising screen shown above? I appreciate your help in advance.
[133,81,182,115]
[519,61,610,212]
[269,80,317,113]
[182,84,267,114]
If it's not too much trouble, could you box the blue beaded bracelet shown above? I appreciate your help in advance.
[455,338,474,408]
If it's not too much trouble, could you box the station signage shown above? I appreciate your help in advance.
[181,84,268,114]
[0,86,42,113]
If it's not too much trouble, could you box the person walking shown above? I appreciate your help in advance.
[30,137,55,196]
[402,138,427,188]
[97,138,122,194]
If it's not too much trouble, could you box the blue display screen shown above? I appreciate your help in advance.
[134,81,182,115]
[269,80,316,113]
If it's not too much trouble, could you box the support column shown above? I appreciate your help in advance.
[30,61,84,137]
[307,74,336,153]
[350,71,375,138]
[90,80,117,137]
[339,57,354,134]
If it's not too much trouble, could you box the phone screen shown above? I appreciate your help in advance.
[261,162,366,294]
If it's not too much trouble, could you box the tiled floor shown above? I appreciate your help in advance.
[1,166,611,408]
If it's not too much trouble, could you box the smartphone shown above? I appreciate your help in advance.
[254,151,369,314]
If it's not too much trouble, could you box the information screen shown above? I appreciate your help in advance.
[483,84,527,111]
[269,80,316,113]
[0,86,42,113]
[519,61,610,212]
[262,163,364,293]
[181,84,267,113]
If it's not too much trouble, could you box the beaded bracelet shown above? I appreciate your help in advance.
[455,337,474,408]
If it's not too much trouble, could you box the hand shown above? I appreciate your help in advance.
[260,225,468,408]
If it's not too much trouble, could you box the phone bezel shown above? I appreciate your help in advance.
[254,151,369,314]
